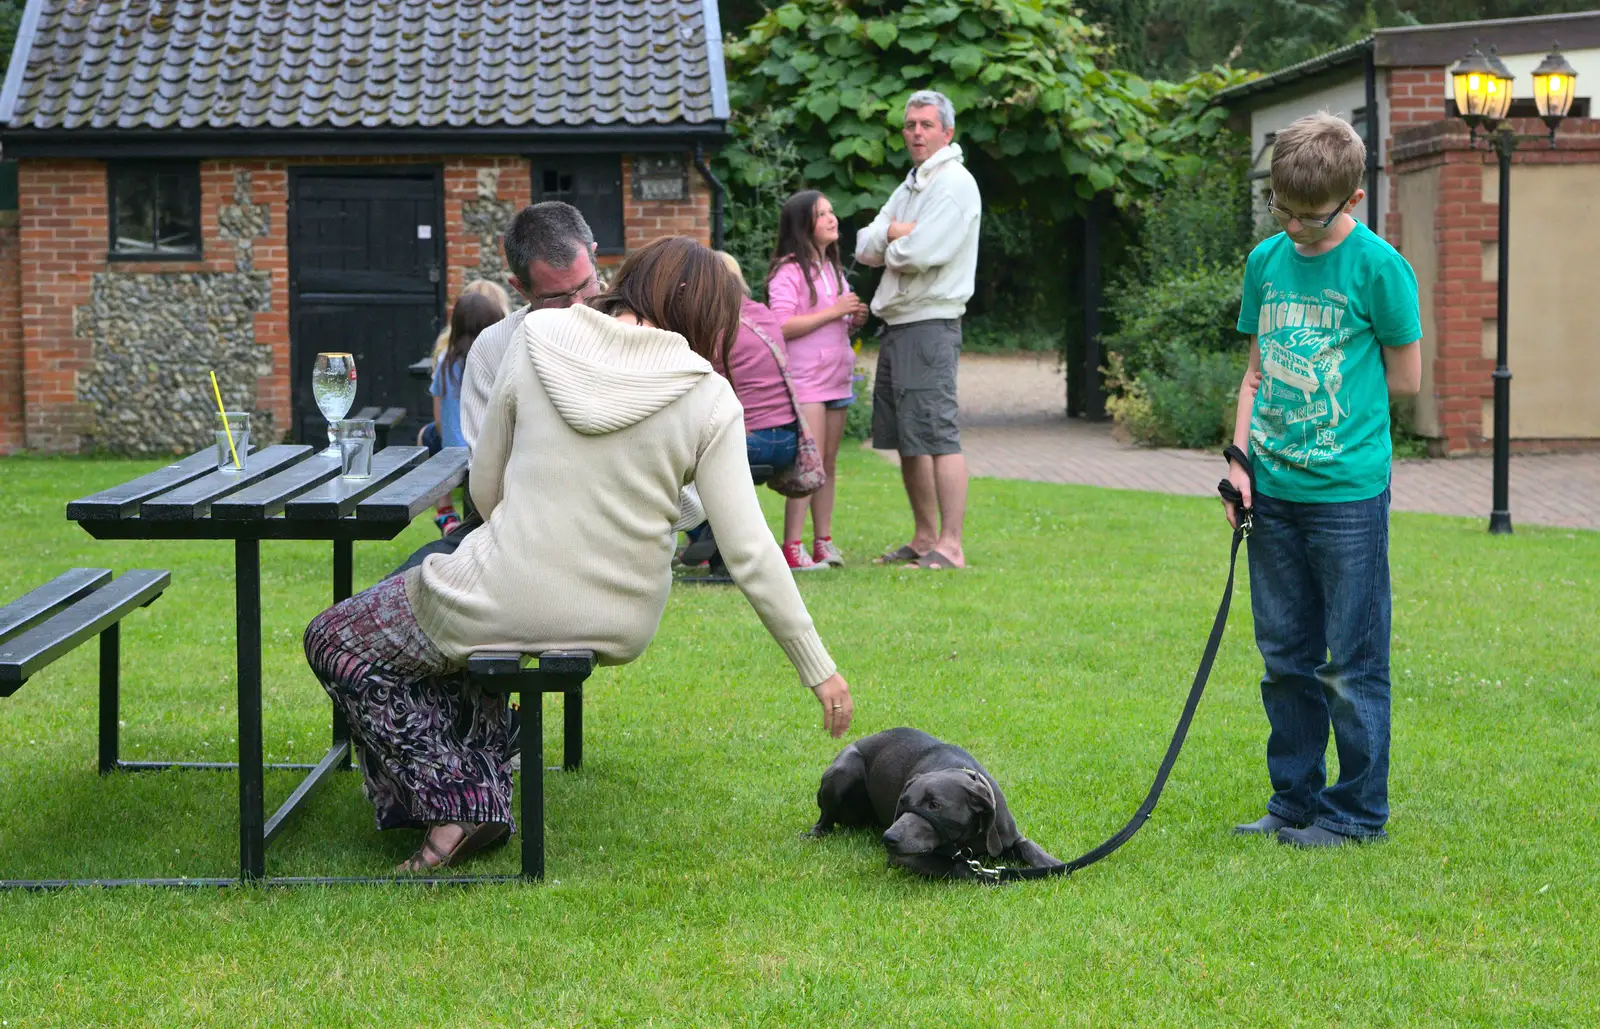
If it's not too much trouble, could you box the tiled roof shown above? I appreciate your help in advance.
[0,0,729,132]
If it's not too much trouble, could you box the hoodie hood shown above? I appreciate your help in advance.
[908,142,964,192]
[522,304,713,435]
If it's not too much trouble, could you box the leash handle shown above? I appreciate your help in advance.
[1218,444,1255,536]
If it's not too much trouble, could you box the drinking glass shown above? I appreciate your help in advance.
[337,418,376,479]
[312,352,357,455]
[215,411,250,472]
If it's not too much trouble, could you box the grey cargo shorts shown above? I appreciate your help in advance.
[871,317,962,457]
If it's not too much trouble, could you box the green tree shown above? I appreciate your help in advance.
[1078,0,1600,79]
[0,1,23,79]
[721,0,1249,222]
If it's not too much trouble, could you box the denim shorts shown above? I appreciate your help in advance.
[747,424,798,469]
[823,395,855,410]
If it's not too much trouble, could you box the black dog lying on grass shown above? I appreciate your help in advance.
[811,728,1062,879]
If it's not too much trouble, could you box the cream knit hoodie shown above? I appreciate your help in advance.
[405,304,837,689]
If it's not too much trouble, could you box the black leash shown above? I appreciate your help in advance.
[965,446,1256,883]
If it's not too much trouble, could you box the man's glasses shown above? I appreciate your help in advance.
[1266,190,1353,231]
[528,274,598,310]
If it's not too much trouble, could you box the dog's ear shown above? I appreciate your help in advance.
[961,770,1003,857]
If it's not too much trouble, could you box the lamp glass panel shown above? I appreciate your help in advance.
[1486,73,1514,121]
[1452,69,1473,114]
[1536,70,1575,118]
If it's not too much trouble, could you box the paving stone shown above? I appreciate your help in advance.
[866,352,1600,532]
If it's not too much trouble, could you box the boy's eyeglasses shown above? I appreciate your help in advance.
[1266,191,1353,231]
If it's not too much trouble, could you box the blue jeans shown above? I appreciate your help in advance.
[684,426,798,546]
[1247,488,1392,838]
[747,425,797,469]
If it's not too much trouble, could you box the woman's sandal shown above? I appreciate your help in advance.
[397,821,510,874]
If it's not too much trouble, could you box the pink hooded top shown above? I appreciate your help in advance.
[713,298,797,432]
[766,258,855,404]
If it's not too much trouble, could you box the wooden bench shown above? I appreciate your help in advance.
[351,406,408,451]
[465,649,595,880]
[0,569,171,773]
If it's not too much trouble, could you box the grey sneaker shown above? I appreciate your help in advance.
[812,538,845,567]
[1277,825,1385,848]
[1233,813,1303,836]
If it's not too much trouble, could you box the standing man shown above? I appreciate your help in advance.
[856,89,981,571]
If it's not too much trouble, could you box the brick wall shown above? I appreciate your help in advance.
[0,215,21,453]
[19,159,106,452]
[622,153,713,252]
[11,151,714,454]
[1391,117,1600,453]
[1384,67,1449,248]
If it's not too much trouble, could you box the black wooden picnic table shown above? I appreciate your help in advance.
[63,442,468,885]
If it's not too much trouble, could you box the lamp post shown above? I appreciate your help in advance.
[1449,42,1578,534]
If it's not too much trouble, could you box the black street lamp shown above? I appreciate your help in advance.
[1449,41,1578,534]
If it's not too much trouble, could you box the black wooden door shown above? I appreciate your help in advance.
[288,169,444,446]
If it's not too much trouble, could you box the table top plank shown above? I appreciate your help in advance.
[139,446,311,521]
[66,449,233,521]
[0,568,113,645]
[283,446,428,521]
[211,452,344,521]
[356,447,469,523]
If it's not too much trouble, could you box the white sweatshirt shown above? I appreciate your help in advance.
[458,304,706,531]
[407,304,836,689]
[854,143,982,326]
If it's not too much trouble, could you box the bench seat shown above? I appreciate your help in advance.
[466,649,595,880]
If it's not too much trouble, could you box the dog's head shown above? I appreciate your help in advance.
[881,768,1000,874]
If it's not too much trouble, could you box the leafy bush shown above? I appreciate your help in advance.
[1101,262,1243,382]
[843,361,873,442]
[721,112,804,303]
[1104,347,1244,448]
[1099,160,1253,445]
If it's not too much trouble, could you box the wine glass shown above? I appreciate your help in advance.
[312,352,357,455]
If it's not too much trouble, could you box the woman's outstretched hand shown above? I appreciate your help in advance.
[812,673,853,738]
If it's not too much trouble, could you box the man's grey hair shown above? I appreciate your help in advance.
[503,201,595,284]
[905,90,955,131]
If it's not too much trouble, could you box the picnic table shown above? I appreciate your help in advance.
[63,443,468,884]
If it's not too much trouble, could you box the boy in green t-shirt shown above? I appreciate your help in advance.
[1223,113,1422,847]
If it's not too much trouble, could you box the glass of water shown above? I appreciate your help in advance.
[312,352,357,455]
[216,411,250,472]
[337,418,376,479]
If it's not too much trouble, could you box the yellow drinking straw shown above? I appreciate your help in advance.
[209,370,242,469]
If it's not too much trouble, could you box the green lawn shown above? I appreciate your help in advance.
[1,449,1596,1027]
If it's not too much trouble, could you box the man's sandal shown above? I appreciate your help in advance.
[397,821,510,873]
[873,543,923,565]
[911,549,961,570]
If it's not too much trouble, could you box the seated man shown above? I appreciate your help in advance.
[394,201,704,576]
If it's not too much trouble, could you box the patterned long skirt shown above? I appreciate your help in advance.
[303,574,514,832]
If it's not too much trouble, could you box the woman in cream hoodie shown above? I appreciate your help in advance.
[304,237,854,873]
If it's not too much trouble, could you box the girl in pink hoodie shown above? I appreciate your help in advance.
[767,191,870,570]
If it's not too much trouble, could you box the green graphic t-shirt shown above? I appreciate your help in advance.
[1236,223,1421,503]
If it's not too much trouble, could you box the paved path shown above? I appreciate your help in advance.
[865,351,1600,531]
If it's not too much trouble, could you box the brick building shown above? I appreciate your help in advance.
[1218,11,1600,454]
[0,0,728,455]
